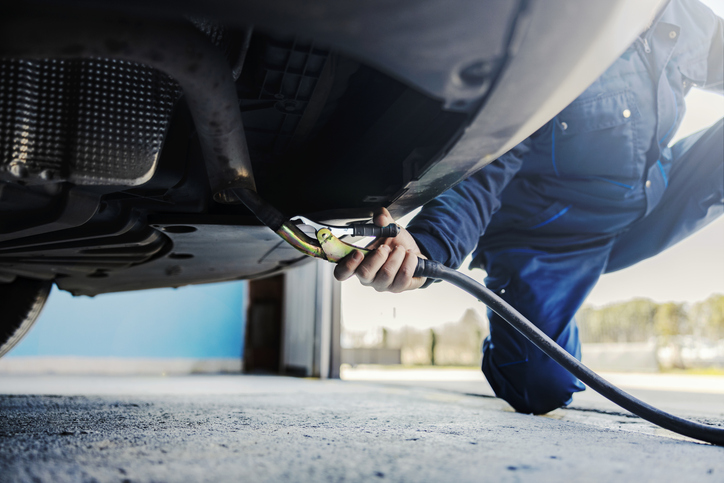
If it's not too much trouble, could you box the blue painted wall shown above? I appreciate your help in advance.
[6,281,245,358]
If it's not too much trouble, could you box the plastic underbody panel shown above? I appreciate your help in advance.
[0,0,664,296]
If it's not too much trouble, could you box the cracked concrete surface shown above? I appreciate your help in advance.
[0,375,723,482]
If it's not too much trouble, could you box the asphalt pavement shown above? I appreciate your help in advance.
[1,374,723,482]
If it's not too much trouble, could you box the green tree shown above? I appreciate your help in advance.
[691,295,724,339]
[653,302,688,337]
[430,329,437,366]
[577,298,656,343]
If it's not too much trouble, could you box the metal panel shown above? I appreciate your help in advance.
[282,260,340,378]
[282,261,317,375]
[0,58,178,186]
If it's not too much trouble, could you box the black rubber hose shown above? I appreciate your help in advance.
[414,258,724,446]
[351,223,401,238]
[229,188,286,232]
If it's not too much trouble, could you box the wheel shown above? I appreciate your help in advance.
[0,277,52,358]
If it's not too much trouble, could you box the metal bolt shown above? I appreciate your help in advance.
[39,169,55,181]
[276,100,298,113]
[8,162,28,179]
[459,60,494,87]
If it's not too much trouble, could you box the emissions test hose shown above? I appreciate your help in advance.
[239,186,724,446]
[414,258,724,446]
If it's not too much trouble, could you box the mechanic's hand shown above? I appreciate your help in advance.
[333,207,427,292]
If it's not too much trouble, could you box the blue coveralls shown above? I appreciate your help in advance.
[407,0,724,414]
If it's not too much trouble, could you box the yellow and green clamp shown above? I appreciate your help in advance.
[275,215,400,263]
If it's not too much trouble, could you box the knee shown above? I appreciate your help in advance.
[483,354,583,415]
[516,373,579,415]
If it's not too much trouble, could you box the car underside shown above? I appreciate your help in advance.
[0,0,665,355]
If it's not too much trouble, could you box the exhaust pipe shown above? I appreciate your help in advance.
[0,10,324,257]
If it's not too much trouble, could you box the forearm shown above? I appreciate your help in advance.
[407,142,527,269]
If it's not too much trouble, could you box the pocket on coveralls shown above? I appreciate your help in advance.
[512,201,571,231]
[677,54,708,87]
[553,90,639,182]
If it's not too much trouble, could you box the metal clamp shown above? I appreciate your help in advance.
[277,215,402,263]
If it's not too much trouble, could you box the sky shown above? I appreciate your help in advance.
[704,0,724,17]
[342,46,724,334]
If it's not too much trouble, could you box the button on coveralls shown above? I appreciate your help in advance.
[407,0,724,414]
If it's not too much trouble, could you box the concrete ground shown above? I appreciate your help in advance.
[1,374,723,483]
[341,367,724,418]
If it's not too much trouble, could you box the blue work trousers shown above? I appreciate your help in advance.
[480,119,724,414]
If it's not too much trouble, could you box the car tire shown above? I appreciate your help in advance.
[0,278,52,358]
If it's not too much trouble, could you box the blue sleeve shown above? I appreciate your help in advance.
[406,140,529,269]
